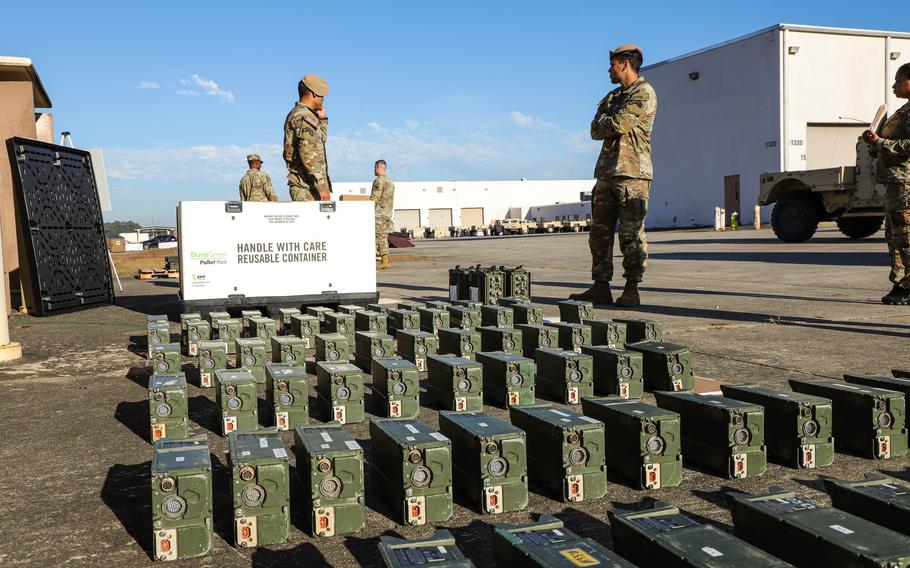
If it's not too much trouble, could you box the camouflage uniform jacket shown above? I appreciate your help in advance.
[877,101,910,183]
[592,77,657,181]
[370,175,395,219]
[283,102,331,194]
[239,168,278,201]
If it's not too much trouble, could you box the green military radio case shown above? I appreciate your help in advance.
[534,348,594,405]
[324,312,355,344]
[293,424,365,537]
[151,435,213,561]
[721,384,834,469]
[511,302,544,326]
[583,318,627,348]
[491,514,634,568]
[516,324,559,359]
[355,310,388,334]
[557,300,593,324]
[427,354,484,412]
[446,305,481,329]
[353,330,396,371]
[508,404,607,502]
[271,335,307,365]
[196,340,227,388]
[315,362,365,424]
[437,327,481,360]
[544,321,592,353]
[315,333,350,363]
[419,307,451,337]
[475,351,536,407]
[151,343,181,375]
[439,411,528,514]
[478,326,523,355]
[614,317,662,343]
[824,474,910,537]
[370,419,454,525]
[789,378,908,459]
[249,317,278,353]
[378,529,475,568]
[265,363,309,430]
[235,338,267,384]
[581,396,682,489]
[228,430,290,547]
[481,304,514,328]
[626,341,695,392]
[149,373,189,443]
[654,391,767,479]
[581,345,643,399]
[730,487,910,567]
[372,357,421,419]
[610,500,791,567]
[215,369,259,435]
[396,329,438,372]
[290,314,320,348]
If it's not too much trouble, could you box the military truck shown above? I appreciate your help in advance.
[758,106,887,242]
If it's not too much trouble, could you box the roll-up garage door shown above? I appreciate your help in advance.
[393,209,421,230]
[461,207,484,228]
[429,208,453,227]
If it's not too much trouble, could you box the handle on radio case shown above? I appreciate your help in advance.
[225,201,243,213]
[319,201,336,213]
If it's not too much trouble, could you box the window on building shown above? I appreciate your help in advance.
[360,187,367,194]
[573,214,580,221]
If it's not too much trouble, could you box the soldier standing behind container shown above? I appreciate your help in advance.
[570,44,657,307]
[371,159,395,269]
[238,153,278,201]
[863,63,910,305]
[283,74,332,201]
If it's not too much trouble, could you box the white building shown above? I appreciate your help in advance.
[332,179,593,230]
[645,23,910,227]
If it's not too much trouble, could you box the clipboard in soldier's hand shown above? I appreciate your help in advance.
[871,104,887,133]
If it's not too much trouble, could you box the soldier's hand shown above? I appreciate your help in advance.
[319,189,331,201]
[862,129,880,146]
[317,106,327,119]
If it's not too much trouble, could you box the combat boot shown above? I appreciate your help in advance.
[377,255,391,270]
[882,284,904,305]
[888,286,910,305]
[568,281,613,305]
[614,281,640,308]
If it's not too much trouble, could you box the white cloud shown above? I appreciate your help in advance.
[173,75,235,102]
[104,120,599,189]
[137,81,159,90]
[510,110,554,129]
[404,118,419,131]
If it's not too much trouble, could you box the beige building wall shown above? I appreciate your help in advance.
[0,81,39,309]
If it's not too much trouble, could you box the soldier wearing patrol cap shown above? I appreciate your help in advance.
[283,73,332,202]
[239,153,278,201]
[570,44,657,308]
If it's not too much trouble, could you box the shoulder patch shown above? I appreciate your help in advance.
[303,113,319,128]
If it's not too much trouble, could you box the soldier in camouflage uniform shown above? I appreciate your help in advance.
[371,159,395,269]
[283,74,332,201]
[864,63,910,305]
[239,153,278,201]
[570,44,657,307]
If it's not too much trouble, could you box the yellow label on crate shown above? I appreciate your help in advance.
[558,548,601,566]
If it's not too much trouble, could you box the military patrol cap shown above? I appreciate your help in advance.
[247,153,262,163]
[610,44,643,58]
[300,73,330,97]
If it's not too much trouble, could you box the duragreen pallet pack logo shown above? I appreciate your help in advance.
[192,250,228,266]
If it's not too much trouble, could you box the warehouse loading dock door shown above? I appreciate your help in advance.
[806,124,868,170]
[724,175,740,225]
[461,207,484,228]
[394,209,421,230]
[429,208,453,227]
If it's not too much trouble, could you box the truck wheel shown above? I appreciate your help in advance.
[771,192,820,242]
[836,216,884,239]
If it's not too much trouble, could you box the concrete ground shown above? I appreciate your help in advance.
[2,225,909,567]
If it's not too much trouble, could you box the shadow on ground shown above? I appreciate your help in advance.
[101,461,153,561]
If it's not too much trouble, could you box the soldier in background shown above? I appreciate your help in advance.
[863,63,910,305]
[371,159,395,269]
[283,74,332,201]
[238,153,278,201]
[570,44,657,307]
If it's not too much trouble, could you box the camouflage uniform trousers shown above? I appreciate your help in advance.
[885,182,910,288]
[589,177,650,283]
[376,215,393,257]
[288,171,321,202]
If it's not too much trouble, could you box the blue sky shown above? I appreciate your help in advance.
[3,1,908,225]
